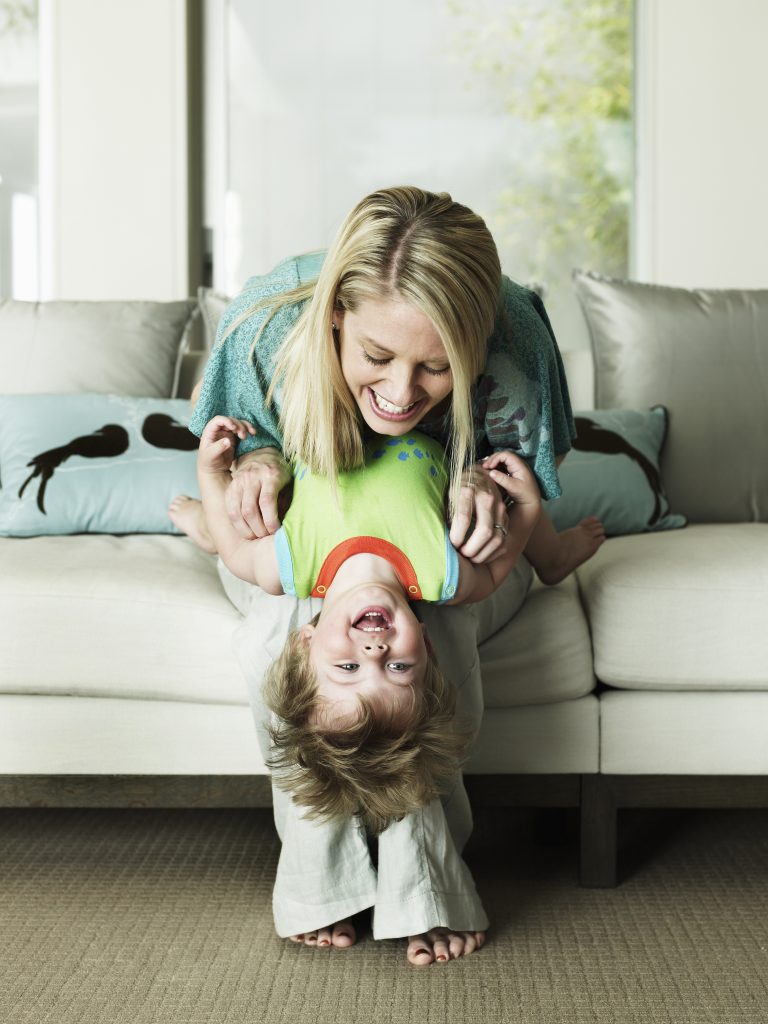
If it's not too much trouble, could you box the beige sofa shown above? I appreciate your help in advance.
[1,276,765,888]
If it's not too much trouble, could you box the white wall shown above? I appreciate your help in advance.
[39,0,190,301]
[634,0,768,288]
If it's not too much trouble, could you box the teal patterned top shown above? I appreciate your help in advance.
[189,251,575,500]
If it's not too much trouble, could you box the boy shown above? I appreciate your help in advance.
[196,413,540,832]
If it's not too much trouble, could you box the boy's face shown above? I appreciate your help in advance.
[301,581,429,726]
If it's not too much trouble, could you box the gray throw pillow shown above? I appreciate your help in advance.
[573,271,768,523]
[0,298,197,398]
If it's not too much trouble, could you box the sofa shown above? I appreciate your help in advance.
[1,274,765,888]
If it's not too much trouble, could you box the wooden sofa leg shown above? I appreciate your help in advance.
[580,775,618,887]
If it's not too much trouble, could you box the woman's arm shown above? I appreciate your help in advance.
[197,418,283,595]
[188,270,305,539]
[448,451,541,604]
[452,280,574,564]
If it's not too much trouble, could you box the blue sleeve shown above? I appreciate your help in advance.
[188,261,305,457]
[475,278,577,501]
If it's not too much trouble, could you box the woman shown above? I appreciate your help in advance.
[179,186,602,965]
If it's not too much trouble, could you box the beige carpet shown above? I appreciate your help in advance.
[1,804,767,1024]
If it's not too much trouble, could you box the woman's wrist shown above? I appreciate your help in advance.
[233,446,288,473]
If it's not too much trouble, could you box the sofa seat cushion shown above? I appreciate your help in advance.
[577,524,768,689]
[467,696,599,774]
[0,535,246,704]
[600,691,768,774]
[0,694,265,774]
[480,575,596,706]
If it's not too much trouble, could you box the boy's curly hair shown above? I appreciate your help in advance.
[262,619,472,836]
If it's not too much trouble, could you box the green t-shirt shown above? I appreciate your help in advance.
[274,431,458,602]
[189,251,575,500]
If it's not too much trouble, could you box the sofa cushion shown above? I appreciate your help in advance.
[0,395,199,536]
[572,272,768,523]
[600,691,768,774]
[480,575,596,706]
[0,297,197,398]
[576,524,768,689]
[0,695,266,774]
[545,406,686,537]
[468,697,599,774]
[197,286,231,349]
[0,535,246,704]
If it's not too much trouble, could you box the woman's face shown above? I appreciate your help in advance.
[335,297,453,435]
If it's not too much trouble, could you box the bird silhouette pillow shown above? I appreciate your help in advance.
[545,406,686,537]
[0,395,200,536]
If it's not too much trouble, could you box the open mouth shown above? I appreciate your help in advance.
[367,387,424,422]
[352,606,393,632]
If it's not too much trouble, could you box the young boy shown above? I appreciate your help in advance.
[196,413,541,833]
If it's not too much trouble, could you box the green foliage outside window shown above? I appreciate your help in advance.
[448,0,632,292]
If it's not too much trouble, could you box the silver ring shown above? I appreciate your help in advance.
[493,523,508,538]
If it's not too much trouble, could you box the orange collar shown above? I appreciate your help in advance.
[311,537,423,600]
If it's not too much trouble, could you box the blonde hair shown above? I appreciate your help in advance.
[226,186,502,510]
[262,620,472,836]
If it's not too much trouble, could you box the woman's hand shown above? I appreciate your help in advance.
[448,451,541,564]
[448,462,511,564]
[226,446,292,539]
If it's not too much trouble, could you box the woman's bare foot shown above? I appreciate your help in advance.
[289,919,357,949]
[534,516,606,586]
[406,929,486,966]
[167,495,216,554]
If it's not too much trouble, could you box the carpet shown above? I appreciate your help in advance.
[1,805,767,1023]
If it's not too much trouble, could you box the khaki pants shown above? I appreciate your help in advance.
[218,559,532,939]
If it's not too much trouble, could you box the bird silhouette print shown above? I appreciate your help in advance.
[18,424,130,514]
[573,415,665,526]
[141,413,198,450]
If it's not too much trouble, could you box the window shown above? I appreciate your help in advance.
[206,0,632,344]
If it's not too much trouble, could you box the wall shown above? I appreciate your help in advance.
[634,0,768,288]
[39,0,192,300]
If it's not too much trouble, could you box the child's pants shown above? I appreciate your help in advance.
[218,559,532,939]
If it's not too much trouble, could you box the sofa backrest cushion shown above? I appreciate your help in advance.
[197,286,231,350]
[0,298,197,398]
[573,271,768,523]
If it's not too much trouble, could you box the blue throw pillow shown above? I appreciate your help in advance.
[545,406,687,537]
[0,394,200,536]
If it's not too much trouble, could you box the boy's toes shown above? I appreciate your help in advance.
[331,920,356,947]
[303,930,318,946]
[316,927,333,947]
[407,935,435,966]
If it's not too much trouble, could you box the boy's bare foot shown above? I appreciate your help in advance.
[289,919,357,949]
[167,495,216,554]
[535,516,606,586]
[406,929,486,966]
